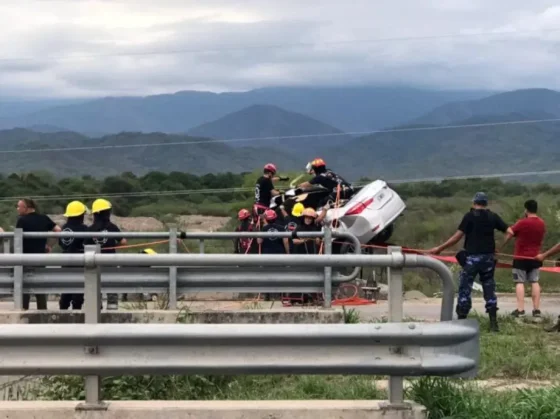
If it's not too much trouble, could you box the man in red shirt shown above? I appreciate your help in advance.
[501,200,545,318]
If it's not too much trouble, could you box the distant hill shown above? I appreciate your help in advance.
[26,124,70,133]
[188,104,346,153]
[328,112,560,180]
[413,88,560,126]
[0,129,299,177]
[0,86,492,134]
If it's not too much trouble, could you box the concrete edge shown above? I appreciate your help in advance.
[0,400,427,419]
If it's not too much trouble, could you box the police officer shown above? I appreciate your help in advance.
[429,192,508,332]
[84,199,127,310]
[59,201,89,310]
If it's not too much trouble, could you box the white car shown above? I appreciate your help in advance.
[271,179,406,250]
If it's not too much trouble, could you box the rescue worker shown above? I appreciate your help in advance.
[233,208,257,254]
[281,203,304,254]
[428,192,508,332]
[257,209,290,301]
[253,163,288,222]
[257,210,290,255]
[285,208,322,305]
[59,201,88,311]
[84,199,127,310]
[293,208,322,255]
[298,158,353,223]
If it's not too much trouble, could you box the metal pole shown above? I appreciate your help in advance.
[168,226,177,309]
[3,238,10,254]
[13,229,23,310]
[387,246,405,406]
[323,227,332,308]
[80,245,106,410]
[199,239,205,254]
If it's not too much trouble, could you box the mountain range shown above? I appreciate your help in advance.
[0,87,558,180]
[0,86,492,134]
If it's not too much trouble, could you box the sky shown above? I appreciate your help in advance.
[0,0,559,98]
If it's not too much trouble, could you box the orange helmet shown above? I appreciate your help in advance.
[302,208,317,218]
[238,208,251,220]
[264,163,277,174]
[264,209,277,221]
[311,158,326,167]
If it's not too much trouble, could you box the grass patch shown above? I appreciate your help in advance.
[31,375,384,401]
[471,313,560,380]
[409,378,560,419]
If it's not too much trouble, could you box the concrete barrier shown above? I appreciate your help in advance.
[0,400,427,419]
[0,309,343,325]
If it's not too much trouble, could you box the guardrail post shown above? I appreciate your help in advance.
[78,244,107,411]
[199,239,205,254]
[3,238,10,254]
[168,226,178,309]
[323,227,332,308]
[13,229,23,310]
[387,246,406,407]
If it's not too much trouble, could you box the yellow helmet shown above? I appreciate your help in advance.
[302,208,317,218]
[142,248,157,255]
[64,201,88,217]
[91,198,112,214]
[292,203,304,217]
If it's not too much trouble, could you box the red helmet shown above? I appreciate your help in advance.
[264,209,277,221]
[238,208,251,220]
[264,163,277,174]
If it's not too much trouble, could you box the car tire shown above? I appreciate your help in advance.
[369,224,394,245]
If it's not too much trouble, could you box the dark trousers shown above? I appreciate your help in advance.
[59,294,84,310]
[22,294,47,310]
[457,254,498,317]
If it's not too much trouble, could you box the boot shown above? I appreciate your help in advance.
[457,314,468,320]
[488,310,499,333]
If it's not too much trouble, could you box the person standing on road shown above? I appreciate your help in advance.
[16,198,61,310]
[499,200,545,318]
[84,199,126,310]
[428,192,508,332]
[59,201,89,311]
[233,209,257,254]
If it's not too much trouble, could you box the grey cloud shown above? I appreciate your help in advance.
[1,0,560,97]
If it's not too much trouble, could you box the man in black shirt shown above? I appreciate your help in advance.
[298,158,353,222]
[429,192,508,332]
[254,163,288,222]
[16,198,61,310]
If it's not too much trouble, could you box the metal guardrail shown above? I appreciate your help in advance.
[0,242,456,321]
[2,227,363,309]
[0,243,472,409]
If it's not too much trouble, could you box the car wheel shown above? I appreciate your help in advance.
[369,224,394,245]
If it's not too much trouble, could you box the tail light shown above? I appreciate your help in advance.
[345,197,374,216]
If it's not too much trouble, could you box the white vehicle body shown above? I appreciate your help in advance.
[325,180,406,244]
[273,180,406,245]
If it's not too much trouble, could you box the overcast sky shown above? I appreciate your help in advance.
[0,0,559,98]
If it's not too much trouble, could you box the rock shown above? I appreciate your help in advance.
[404,290,428,300]
[378,283,389,300]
